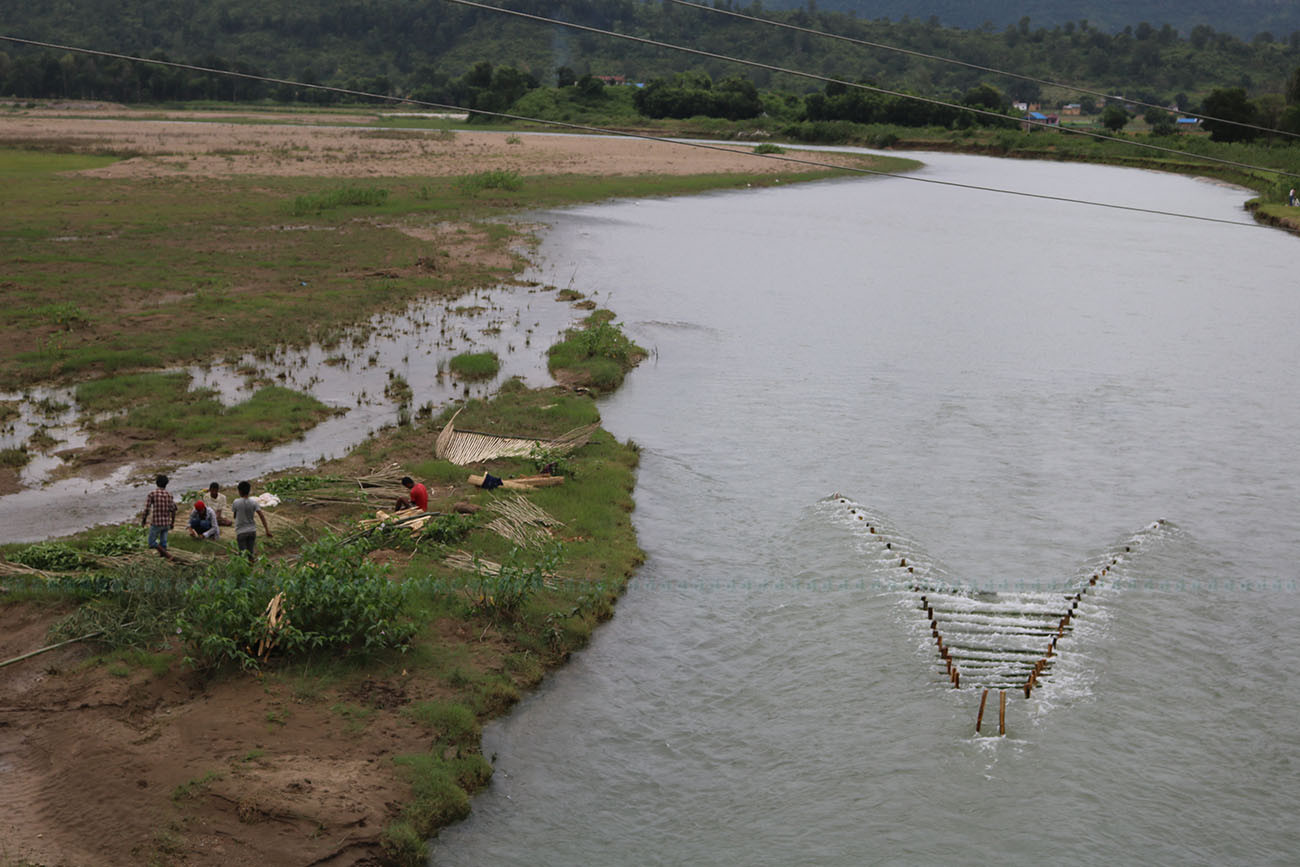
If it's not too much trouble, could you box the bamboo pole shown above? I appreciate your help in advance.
[0,632,102,669]
[999,690,1006,735]
[976,688,989,733]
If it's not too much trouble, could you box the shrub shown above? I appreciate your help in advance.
[462,545,562,619]
[264,474,341,496]
[12,541,86,571]
[753,142,785,154]
[87,524,147,556]
[177,536,415,669]
[420,513,476,546]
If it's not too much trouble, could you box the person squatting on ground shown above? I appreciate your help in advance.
[207,481,233,527]
[188,500,219,540]
[395,475,429,512]
[231,480,272,561]
[142,474,177,560]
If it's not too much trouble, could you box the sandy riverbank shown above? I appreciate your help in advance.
[0,109,854,180]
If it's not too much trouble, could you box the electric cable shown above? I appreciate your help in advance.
[0,34,1267,228]
[662,0,1300,142]
[443,0,1300,181]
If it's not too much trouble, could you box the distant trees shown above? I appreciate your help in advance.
[634,73,762,120]
[1144,107,1176,135]
[1199,87,1259,141]
[1100,103,1129,131]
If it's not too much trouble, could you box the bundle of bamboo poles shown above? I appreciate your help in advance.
[0,561,57,579]
[273,464,411,508]
[443,550,558,589]
[354,508,436,540]
[483,495,562,548]
[256,592,288,662]
[435,408,597,466]
[0,547,212,582]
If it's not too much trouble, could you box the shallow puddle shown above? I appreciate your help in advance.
[0,282,585,543]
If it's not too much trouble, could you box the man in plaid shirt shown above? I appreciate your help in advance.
[141,474,177,560]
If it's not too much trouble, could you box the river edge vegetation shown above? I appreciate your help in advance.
[0,131,905,863]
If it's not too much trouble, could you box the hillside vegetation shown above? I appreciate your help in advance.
[764,0,1300,42]
[2,0,1298,112]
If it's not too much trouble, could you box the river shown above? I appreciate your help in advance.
[429,152,1300,865]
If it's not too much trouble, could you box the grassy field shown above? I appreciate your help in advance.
[0,144,910,392]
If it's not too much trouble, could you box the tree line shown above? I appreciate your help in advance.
[3,0,1299,139]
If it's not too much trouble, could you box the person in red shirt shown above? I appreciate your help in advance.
[396,475,428,512]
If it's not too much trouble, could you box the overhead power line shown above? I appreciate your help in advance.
[0,34,1266,228]
[442,0,1300,182]
[663,0,1300,142]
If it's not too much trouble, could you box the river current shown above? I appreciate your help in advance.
[429,152,1300,865]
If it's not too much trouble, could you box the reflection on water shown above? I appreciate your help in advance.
[0,283,585,543]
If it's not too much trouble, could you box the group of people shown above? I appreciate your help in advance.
[143,475,271,562]
[144,472,429,562]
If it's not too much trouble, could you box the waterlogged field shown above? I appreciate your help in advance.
[0,109,913,492]
[0,106,919,866]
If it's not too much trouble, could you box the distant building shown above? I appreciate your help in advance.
[1023,111,1060,130]
[1175,117,1201,132]
[1061,103,1082,116]
[595,75,628,86]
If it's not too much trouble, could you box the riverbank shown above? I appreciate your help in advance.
[0,104,915,866]
[0,379,643,865]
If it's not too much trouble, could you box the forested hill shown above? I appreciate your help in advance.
[765,0,1300,41]
[1,0,1297,107]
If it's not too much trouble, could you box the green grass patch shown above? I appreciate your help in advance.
[0,446,30,468]
[286,184,389,216]
[547,313,646,393]
[77,372,339,453]
[0,142,889,392]
[455,169,523,194]
[0,147,119,178]
[403,701,480,744]
[386,751,493,865]
[438,377,599,438]
[448,351,500,380]
[75,371,189,413]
